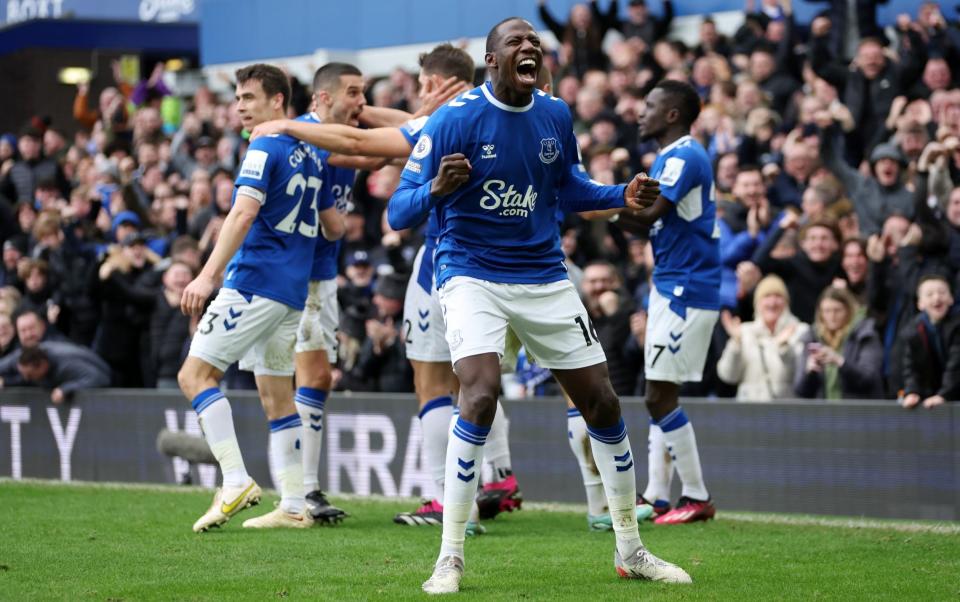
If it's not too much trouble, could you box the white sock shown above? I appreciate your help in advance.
[485,400,513,481]
[643,420,674,505]
[439,416,489,561]
[418,395,453,501]
[191,387,248,488]
[566,408,607,516]
[294,387,327,492]
[269,413,306,514]
[658,407,709,501]
[587,418,643,559]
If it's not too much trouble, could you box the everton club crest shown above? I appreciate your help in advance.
[539,138,559,164]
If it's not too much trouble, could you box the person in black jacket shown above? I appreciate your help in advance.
[581,261,638,396]
[537,0,617,77]
[795,286,884,399]
[809,30,923,164]
[91,233,158,387]
[900,274,960,409]
[0,124,69,204]
[751,212,842,323]
[358,273,413,392]
[147,261,193,389]
[616,0,673,47]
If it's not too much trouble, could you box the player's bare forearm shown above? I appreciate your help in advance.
[328,154,391,170]
[198,195,260,280]
[283,121,363,155]
[319,206,345,241]
[616,195,672,234]
[578,208,622,221]
[297,122,410,158]
[359,105,413,127]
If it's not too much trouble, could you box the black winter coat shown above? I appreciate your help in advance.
[901,312,960,401]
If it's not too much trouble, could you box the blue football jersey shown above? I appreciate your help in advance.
[391,82,625,288]
[648,135,721,310]
[224,134,331,310]
[296,112,355,281]
[398,115,441,246]
[399,115,442,294]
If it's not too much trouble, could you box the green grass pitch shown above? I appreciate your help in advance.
[2,481,958,600]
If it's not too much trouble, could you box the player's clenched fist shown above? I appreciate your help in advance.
[430,153,472,197]
[624,173,660,210]
[181,275,215,317]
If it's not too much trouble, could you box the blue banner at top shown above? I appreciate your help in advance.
[1,0,198,26]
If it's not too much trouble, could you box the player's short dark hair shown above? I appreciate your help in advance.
[312,62,362,94]
[17,345,48,367]
[737,163,762,176]
[235,63,291,111]
[419,43,475,85]
[486,16,525,53]
[652,79,702,128]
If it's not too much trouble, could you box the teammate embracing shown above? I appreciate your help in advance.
[618,79,721,524]
[253,45,520,530]
[178,63,344,532]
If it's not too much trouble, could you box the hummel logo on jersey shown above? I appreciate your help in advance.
[479,180,538,218]
[481,144,496,159]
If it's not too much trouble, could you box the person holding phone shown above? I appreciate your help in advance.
[794,286,884,399]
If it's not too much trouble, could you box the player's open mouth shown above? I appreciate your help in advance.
[516,57,537,86]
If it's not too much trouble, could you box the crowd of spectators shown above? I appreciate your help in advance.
[0,0,958,407]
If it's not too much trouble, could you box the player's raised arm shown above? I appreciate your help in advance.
[358,104,414,127]
[181,192,261,316]
[252,120,413,159]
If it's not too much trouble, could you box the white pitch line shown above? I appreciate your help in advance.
[4,479,957,534]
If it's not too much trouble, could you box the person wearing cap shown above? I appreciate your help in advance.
[0,122,68,205]
[717,275,810,401]
[92,230,158,387]
[0,133,16,164]
[171,134,220,181]
[357,272,413,392]
[821,121,915,236]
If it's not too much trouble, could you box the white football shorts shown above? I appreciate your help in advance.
[403,245,450,363]
[439,276,607,370]
[188,287,300,377]
[644,287,719,384]
[295,278,339,361]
